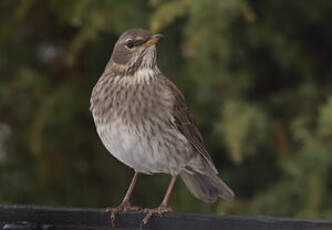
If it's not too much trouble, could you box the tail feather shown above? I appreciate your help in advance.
[180,171,234,203]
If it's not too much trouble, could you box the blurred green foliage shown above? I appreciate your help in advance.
[0,0,332,218]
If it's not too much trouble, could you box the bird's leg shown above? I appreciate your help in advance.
[106,172,141,223]
[142,175,177,225]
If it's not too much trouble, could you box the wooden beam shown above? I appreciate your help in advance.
[0,204,331,230]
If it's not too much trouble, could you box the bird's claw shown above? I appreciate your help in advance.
[106,202,141,227]
[141,205,172,225]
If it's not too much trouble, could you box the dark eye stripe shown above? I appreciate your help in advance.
[126,38,148,49]
[133,39,145,46]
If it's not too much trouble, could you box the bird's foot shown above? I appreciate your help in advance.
[141,204,172,225]
[106,201,141,226]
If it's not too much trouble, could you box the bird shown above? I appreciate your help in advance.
[90,28,234,224]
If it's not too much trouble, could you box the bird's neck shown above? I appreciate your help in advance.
[105,59,160,76]
[105,60,160,80]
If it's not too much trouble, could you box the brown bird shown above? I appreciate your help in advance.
[90,29,234,224]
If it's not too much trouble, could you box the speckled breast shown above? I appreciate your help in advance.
[91,70,192,175]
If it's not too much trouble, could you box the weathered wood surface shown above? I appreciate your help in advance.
[0,204,331,230]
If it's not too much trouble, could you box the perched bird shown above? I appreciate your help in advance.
[90,29,234,224]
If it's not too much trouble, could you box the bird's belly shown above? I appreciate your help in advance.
[96,119,191,175]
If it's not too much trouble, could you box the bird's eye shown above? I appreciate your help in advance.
[126,40,134,49]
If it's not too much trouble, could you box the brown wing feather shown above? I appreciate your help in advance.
[160,75,218,173]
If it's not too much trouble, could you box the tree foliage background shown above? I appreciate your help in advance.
[1,0,332,218]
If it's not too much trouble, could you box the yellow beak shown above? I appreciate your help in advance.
[143,34,164,48]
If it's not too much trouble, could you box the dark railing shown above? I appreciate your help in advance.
[0,204,331,230]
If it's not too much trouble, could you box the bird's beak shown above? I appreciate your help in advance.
[143,34,164,48]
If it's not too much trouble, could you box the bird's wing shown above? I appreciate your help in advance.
[161,75,218,174]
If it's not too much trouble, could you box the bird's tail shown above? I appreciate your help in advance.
[180,170,234,202]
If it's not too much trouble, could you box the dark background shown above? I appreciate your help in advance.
[1,0,332,218]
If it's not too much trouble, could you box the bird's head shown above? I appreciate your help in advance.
[110,29,163,75]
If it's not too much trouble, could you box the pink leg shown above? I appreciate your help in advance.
[106,172,141,224]
[142,175,177,224]
[120,171,140,206]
